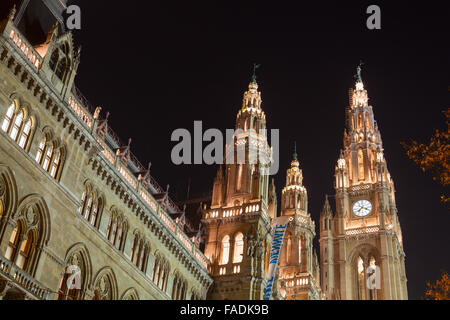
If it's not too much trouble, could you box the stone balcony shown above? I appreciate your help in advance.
[0,254,50,300]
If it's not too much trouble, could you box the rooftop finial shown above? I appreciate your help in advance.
[355,60,364,82]
[8,4,16,21]
[251,63,261,83]
[293,141,298,161]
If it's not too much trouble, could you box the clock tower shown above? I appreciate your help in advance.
[319,66,408,300]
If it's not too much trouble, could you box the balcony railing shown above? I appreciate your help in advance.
[0,254,49,300]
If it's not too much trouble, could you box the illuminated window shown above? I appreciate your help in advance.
[10,109,24,141]
[298,238,302,264]
[5,223,21,261]
[233,232,244,263]
[1,103,14,133]
[220,235,230,265]
[42,144,53,171]
[357,256,366,300]
[35,136,47,163]
[18,118,32,148]
[49,149,61,178]
[16,230,35,270]
[236,165,243,191]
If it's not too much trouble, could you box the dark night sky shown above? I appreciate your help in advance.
[58,1,450,299]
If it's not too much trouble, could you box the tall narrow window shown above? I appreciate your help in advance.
[5,224,21,261]
[357,256,366,300]
[233,233,244,263]
[236,165,243,191]
[49,149,61,178]
[16,230,35,270]
[43,144,54,171]
[358,149,365,181]
[220,235,230,265]
[2,104,14,132]
[18,118,32,148]
[298,238,302,264]
[10,109,23,141]
[286,234,292,264]
[35,136,47,163]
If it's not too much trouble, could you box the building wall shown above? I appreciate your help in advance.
[0,13,212,300]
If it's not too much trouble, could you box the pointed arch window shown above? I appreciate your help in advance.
[10,109,24,141]
[16,230,35,270]
[49,50,59,71]
[220,235,230,265]
[1,103,14,133]
[298,237,302,264]
[357,256,366,300]
[5,223,22,261]
[233,232,244,263]
[286,233,292,264]
[18,118,32,148]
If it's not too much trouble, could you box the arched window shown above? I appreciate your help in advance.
[236,165,243,191]
[49,149,61,178]
[10,109,24,141]
[49,50,59,71]
[233,232,244,263]
[220,235,230,265]
[1,103,14,132]
[357,256,366,300]
[358,149,365,181]
[5,222,22,261]
[56,58,68,80]
[298,238,302,264]
[35,135,47,164]
[286,233,292,264]
[16,230,36,270]
[18,118,32,148]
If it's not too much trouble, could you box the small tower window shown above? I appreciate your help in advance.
[358,149,365,181]
[233,233,244,263]
[220,235,230,265]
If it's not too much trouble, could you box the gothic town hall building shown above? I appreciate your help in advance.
[0,1,407,300]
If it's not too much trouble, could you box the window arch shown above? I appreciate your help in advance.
[2,104,35,151]
[5,220,24,263]
[35,134,65,179]
[49,49,59,71]
[172,273,187,300]
[4,195,50,275]
[79,185,103,228]
[356,256,366,300]
[152,254,169,291]
[220,235,230,265]
[233,232,244,263]
[58,244,92,300]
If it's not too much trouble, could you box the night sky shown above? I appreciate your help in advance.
[25,1,450,299]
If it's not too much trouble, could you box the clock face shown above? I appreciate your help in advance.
[352,200,372,217]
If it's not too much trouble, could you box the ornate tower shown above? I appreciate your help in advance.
[319,66,408,300]
[202,76,275,300]
[278,147,322,300]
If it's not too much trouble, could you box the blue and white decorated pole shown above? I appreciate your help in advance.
[264,216,290,300]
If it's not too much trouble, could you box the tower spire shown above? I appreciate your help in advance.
[251,63,260,83]
[293,141,298,161]
[355,61,364,83]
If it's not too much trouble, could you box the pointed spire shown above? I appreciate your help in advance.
[8,4,16,21]
[293,141,298,161]
[251,63,261,84]
[321,195,332,216]
[355,60,364,83]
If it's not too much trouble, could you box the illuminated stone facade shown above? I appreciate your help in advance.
[278,150,323,300]
[0,3,212,300]
[202,80,278,300]
[319,70,408,300]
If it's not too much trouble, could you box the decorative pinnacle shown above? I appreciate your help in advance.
[293,141,298,161]
[251,63,261,83]
[8,4,16,21]
[355,60,364,82]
